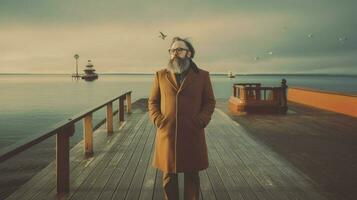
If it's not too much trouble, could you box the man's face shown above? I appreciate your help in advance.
[169,41,191,60]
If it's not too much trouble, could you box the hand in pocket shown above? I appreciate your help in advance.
[157,115,168,129]
[192,115,205,129]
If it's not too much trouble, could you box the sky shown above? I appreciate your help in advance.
[0,0,356,74]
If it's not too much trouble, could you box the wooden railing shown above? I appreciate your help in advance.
[232,83,261,97]
[0,91,132,194]
[229,80,288,114]
[234,86,281,102]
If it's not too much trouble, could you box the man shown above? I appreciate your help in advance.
[148,37,216,200]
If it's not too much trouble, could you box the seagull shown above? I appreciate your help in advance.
[254,56,260,61]
[268,51,273,55]
[308,33,314,38]
[159,32,167,40]
[338,36,347,41]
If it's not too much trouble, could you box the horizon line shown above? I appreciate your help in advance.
[1,72,357,76]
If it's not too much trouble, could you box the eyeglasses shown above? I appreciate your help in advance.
[168,48,189,54]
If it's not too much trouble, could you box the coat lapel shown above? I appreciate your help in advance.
[165,70,179,91]
[178,68,198,92]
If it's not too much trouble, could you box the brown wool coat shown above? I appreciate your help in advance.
[148,62,216,173]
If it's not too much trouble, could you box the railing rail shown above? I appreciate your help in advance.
[234,86,283,101]
[0,91,132,194]
[232,83,261,97]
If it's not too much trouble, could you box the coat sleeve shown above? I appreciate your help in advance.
[196,72,216,128]
[148,71,164,127]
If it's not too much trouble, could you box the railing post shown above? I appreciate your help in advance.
[56,123,74,194]
[233,85,236,97]
[126,92,132,114]
[106,102,113,135]
[247,87,254,99]
[256,85,261,100]
[276,88,281,105]
[241,87,248,102]
[119,97,125,122]
[272,88,278,101]
[83,113,93,157]
[281,79,288,113]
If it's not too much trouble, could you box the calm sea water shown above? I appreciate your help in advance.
[0,73,356,197]
[1,74,356,149]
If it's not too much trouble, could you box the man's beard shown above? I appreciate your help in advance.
[167,57,190,74]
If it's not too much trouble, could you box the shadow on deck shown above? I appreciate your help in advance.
[6,98,331,200]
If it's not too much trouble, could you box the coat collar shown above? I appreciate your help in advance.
[165,60,199,92]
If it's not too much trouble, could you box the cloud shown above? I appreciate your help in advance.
[0,0,356,74]
[0,13,290,72]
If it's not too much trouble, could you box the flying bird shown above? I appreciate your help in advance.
[338,36,347,41]
[268,51,273,55]
[254,56,260,61]
[159,32,167,40]
[308,33,314,38]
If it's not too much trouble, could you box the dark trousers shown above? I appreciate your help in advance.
[162,171,200,200]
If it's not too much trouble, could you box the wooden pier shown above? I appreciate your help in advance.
[3,98,336,200]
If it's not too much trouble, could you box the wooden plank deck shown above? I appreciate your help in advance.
[216,98,357,200]
[6,98,329,200]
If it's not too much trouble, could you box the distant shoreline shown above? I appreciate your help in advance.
[1,73,357,77]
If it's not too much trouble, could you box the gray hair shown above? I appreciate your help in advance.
[170,37,195,58]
